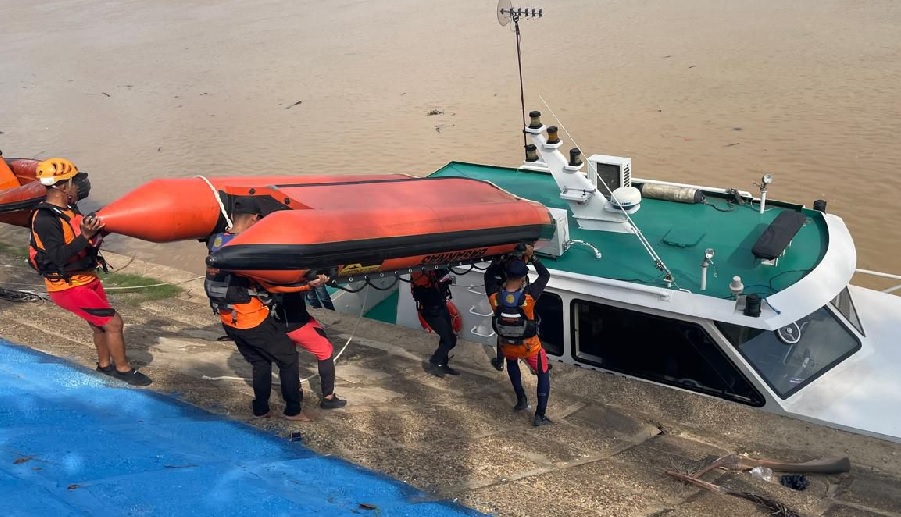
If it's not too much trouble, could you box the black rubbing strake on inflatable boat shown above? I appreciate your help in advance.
[206,224,553,271]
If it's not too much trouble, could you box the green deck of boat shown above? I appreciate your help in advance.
[425,162,828,300]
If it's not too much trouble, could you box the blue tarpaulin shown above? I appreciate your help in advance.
[0,338,482,516]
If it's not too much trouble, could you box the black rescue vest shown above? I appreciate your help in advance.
[491,288,539,344]
[28,203,105,280]
[204,233,270,315]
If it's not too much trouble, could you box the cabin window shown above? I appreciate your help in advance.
[715,305,861,399]
[572,300,764,407]
[536,292,564,356]
[830,287,864,335]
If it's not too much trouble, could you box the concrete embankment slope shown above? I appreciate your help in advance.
[1,250,900,516]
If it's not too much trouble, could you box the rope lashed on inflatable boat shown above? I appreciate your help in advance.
[195,175,233,231]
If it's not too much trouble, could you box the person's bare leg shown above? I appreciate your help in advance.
[101,313,132,372]
[91,324,112,368]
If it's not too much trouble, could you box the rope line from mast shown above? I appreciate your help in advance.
[537,94,677,287]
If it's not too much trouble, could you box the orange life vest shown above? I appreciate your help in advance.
[205,232,271,329]
[489,288,542,359]
[410,270,452,306]
[29,204,103,291]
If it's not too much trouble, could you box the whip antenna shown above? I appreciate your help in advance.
[497,0,543,159]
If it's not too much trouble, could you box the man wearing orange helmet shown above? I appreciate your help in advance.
[29,158,151,387]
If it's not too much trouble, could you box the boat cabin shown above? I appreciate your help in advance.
[340,118,899,443]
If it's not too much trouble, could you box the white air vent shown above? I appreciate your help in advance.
[535,207,571,258]
[588,155,632,195]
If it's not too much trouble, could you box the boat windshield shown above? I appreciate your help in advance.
[715,306,861,399]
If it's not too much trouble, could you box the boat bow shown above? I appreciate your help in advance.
[782,286,901,442]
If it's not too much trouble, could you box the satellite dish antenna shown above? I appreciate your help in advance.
[497,0,513,26]
[495,0,544,157]
[497,0,542,26]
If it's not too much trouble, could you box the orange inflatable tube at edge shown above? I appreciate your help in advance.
[0,158,18,190]
[96,174,410,242]
[0,158,45,227]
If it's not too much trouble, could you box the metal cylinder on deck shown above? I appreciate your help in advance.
[744,294,762,317]
[524,144,539,162]
[568,148,582,167]
[813,199,827,213]
[639,183,705,204]
[528,111,542,129]
[546,126,560,145]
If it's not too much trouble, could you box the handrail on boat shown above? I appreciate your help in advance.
[470,325,496,338]
[855,268,901,281]
[469,306,493,317]
[854,268,901,294]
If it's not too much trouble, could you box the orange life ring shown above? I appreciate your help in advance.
[418,300,463,335]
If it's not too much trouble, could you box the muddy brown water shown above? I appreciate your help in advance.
[2,0,900,283]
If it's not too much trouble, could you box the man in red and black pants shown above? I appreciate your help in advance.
[29,157,151,386]
[270,277,347,410]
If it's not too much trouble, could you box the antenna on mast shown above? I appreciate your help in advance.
[497,0,543,160]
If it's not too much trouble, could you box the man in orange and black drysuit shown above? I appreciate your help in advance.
[411,268,459,377]
[487,245,553,426]
[205,197,309,421]
[483,245,530,372]
[29,157,151,386]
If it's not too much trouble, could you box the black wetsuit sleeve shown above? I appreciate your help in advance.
[484,261,505,298]
[32,210,90,267]
[526,257,551,300]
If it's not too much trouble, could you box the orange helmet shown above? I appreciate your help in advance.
[36,158,79,186]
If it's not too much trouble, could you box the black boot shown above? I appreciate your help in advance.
[428,356,460,377]
[513,391,529,411]
[533,412,553,427]
[440,357,460,376]
[320,394,347,409]
[490,357,504,372]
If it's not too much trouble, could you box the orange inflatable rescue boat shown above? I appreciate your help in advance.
[205,176,556,285]
[0,154,44,227]
[96,173,555,285]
